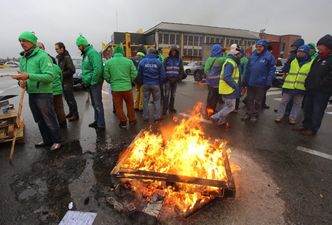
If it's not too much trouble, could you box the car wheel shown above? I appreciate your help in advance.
[185,69,191,75]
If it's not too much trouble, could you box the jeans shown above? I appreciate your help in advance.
[246,86,266,118]
[163,80,177,113]
[53,94,66,125]
[63,82,78,116]
[277,93,304,120]
[206,85,221,113]
[211,97,236,125]
[29,94,61,144]
[302,90,331,133]
[142,84,161,120]
[112,90,136,124]
[89,82,105,128]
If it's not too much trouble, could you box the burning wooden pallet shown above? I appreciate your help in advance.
[110,130,235,218]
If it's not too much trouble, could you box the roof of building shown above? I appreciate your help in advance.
[144,22,260,39]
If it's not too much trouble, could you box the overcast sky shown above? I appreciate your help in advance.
[1,0,331,58]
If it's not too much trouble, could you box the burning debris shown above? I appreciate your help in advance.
[111,103,235,219]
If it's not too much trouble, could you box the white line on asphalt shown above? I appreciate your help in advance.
[296,146,332,161]
[273,97,282,102]
[0,84,17,94]
[326,112,332,115]
[178,113,212,124]
[266,90,282,96]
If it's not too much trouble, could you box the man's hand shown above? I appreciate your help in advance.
[12,72,29,80]
[19,80,27,89]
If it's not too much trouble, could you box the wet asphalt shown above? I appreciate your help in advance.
[0,75,332,225]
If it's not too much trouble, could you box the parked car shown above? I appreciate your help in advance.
[272,58,286,87]
[4,61,19,68]
[72,58,82,88]
[184,61,203,75]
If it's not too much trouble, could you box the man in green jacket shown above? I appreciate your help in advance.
[104,45,137,128]
[13,31,62,151]
[38,42,67,128]
[76,35,105,131]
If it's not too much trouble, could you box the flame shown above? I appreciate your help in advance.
[119,103,231,214]
[206,108,214,117]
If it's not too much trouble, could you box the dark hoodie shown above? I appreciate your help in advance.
[164,46,185,81]
[56,50,76,83]
[305,35,332,93]
[282,38,305,73]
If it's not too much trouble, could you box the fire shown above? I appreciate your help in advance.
[119,102,231,214]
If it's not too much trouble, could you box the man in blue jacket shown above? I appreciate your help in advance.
[243,39,276,122]
[163,46,185,115]
[137,48,166,122]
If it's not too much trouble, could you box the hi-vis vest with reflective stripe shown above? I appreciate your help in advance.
[282,58,313,91]
[219,58,239,94]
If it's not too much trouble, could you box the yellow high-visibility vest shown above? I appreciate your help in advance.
[219,58,239,95]
[282,58,313,91]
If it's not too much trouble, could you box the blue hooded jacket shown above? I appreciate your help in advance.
[205,44,226,87]
[244,39,276,87]
[138,53,165,85]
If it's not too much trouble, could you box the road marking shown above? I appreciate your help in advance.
[273,97,282,102]
[326,112,332,115]
[0,84,17,94]
[296,146,332,161]
[178,113,212,124]
[266,90,282,96]
[269,87,281,91]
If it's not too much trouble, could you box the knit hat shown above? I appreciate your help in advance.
[76,35,89,46]
[230,44,242,55]
[297,45,310,56]
[18,31,38,46]
[308,42,316,50]
[291,38,305,48]
[317,34,332,50]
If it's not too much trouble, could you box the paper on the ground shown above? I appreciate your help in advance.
[59,211,97,225]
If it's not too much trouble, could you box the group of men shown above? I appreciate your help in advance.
[12,32,186,150]
[11,31,332,151]
[204,35,332,136]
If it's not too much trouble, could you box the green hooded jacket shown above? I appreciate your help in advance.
[19,47,54,94]
[104,45,137,91]
[308,43,318,60]
[81,45,104,86]
[52,64,63,95]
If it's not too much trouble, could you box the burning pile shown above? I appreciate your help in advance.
[111,103,234,217]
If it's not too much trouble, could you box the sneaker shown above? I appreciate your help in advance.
[129,120,137,126]
[292,127,306,132]
[154,118,163,122]
[300,130,316,136]
[119,123,127,129]
[50,143,62,151]
[241,114,250,121]
[250,117,258,123]
[288,119,296,125]
[275,117,282,123]
[88,121,97,128]
[68,115,79,122]
[65,113,73,118]
[35,141,52,148]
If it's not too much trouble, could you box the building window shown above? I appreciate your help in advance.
[206,36,210,43]
[188,49,193,56]
[282,42,286,51]
[164,33,169,44]
[158,33,163,44]
[194,36,199,46]
[184,35,188,45]
[175,34,179,45]
[188,35,193,46]
[170,34,175,45]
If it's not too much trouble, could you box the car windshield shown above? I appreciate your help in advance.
[72,58,82,69]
